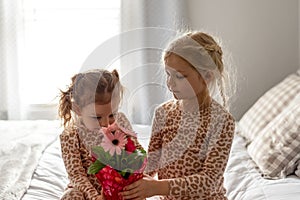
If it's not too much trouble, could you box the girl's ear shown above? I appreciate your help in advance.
[204,71,213,81]
[72,104,82,116]
[200,71,214,84]
[197,71,213,89]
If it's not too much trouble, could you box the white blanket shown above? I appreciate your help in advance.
[224,133,300,200]
[0,120,61,200]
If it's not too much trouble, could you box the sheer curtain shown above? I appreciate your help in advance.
[119,0,190,125]
[0,0,121,120]
[0,0,22,120]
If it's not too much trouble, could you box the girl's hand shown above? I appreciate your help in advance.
[96,196,103,200]
[120,174,168,200]
[120,174,154,200]
[96,190,106,200]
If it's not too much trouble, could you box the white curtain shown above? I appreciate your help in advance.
[1,0,121,120]
[0,0,22,120]
[119,0,190,125]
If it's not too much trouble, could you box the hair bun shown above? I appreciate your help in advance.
[205,44,222,55]
[111,69,120,79]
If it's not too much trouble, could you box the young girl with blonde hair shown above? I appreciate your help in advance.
[121,31,236,200]
[58,69,143,200]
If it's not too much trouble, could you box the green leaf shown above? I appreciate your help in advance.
[87,160,105,174]
[91,146,111,166]
[139,149,146,154]
[92,146,105,157]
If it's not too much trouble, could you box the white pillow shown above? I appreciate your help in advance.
[247,95,300,179]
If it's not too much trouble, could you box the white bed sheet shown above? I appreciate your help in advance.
[224,133,300,200]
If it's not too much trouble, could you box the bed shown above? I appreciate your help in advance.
[1,72,300,200]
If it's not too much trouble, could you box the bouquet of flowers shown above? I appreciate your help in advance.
[88,123,147,200]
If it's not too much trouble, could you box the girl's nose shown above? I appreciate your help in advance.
[167,77,176,90]
[99,117,109,127]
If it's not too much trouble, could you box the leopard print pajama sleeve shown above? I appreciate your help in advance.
[60,128,101,200]
[146,106,165,176]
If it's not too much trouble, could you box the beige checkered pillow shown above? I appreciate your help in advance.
[239,73,300,142]
[247,96,300,179]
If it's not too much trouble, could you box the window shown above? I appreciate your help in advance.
[19,0,120,118]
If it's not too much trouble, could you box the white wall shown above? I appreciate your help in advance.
[187,0,299,120]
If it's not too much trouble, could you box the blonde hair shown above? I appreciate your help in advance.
[163,31,234,108]
[58,69,123,127]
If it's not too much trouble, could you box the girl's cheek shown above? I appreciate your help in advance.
[85,120,100,130]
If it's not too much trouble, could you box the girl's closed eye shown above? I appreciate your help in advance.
[91,116,101,120]
[109,113,117,118]
[165,70,186,79]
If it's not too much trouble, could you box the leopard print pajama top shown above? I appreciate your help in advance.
[60,113,143,200]
[146,99,235,200]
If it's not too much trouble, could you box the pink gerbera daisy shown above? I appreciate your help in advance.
[106,122,137,138]
[101,128,127,156]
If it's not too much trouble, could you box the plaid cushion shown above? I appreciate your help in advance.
[239,73,300,142]
[247,95,300,179]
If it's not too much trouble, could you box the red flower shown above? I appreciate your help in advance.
[125,137,136,153]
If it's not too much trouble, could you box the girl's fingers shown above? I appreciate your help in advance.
[120,189,139,200]
[120,182,136,199]
[123,180,140,191]
[120,178,150,200]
